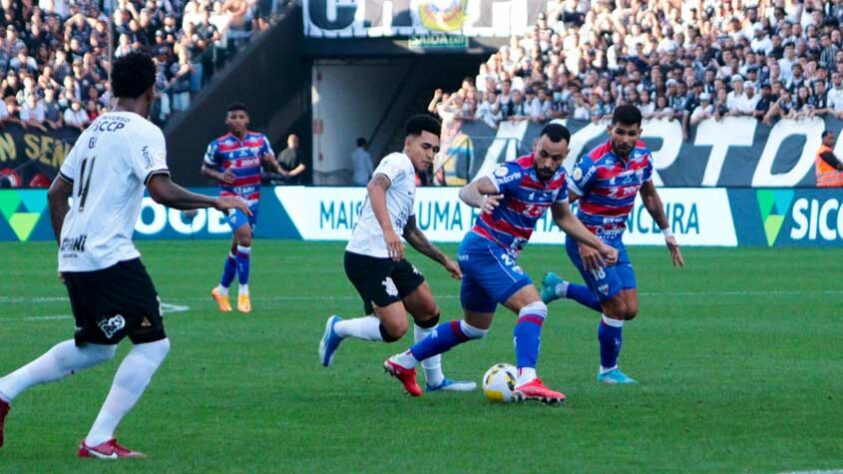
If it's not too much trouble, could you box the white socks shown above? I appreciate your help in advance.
[555,281,570,298]
[239,284,249,296]
[415,323,443,387]
[86,338,171,446]
[0,340,116,402]
[516,368,537,386]
[391,350,419,369]
[334,316,383,341]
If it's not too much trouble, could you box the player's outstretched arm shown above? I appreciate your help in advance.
[47,175,73,245]
[640,181,684,267]
[458,177,503,213]
[402,216,462,280]
[201,163,235,184]
[551,201,618,268]
[147,174,252,216]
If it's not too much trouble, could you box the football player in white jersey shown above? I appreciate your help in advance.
[0,52,250,459]
[319,114,476,394]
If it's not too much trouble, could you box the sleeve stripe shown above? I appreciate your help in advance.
[144,169,170,186]
[567,180,584,196]
[58,171,74,183]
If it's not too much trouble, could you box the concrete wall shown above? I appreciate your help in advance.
[311,60,414,184]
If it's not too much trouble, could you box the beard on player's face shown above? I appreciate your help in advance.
[610,124,640,158]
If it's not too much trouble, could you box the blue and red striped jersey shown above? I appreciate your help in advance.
[569,140,653,238]
[471,154,568,256]
[203,131,274,204]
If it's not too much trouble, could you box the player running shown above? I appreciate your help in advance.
[384,123,618,403]
[319,114,476,393]
[0,52,250,459]
[540,105,685,384]
[202,103,284,314]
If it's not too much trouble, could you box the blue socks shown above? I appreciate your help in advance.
[513,302,547,371]
[598,315,624,371]
[409,320,486,361]
[235,245,251,288]
[220,253,237,289]
[567,283,602,312]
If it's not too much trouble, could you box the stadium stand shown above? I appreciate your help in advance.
[430,0,843,141]
[0,0,281,129]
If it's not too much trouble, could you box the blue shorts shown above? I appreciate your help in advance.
[565,235,636,302]
[227,202,259,232]
[457,232,532,313]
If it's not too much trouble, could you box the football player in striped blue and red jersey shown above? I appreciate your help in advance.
[201,102,284,314]
[385,123,617,404]
[541,105,684,384]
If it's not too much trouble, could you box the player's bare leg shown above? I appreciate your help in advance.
[211,238,238,312]
[403,283,477,392]
[597,290,638,384]
[503,286,566,405]
[233,224,253,313]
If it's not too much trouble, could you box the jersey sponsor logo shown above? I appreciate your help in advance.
[141,146,155,169]
[382,277,399,297]
[60,234,88,253]
[97,314,126,339]
[89,119,127,132]
[496,171,522,185]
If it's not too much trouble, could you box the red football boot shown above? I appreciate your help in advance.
[383,359,422,397]
[512,378,566,405]
[78,439,145,459]
[0,398,10,447]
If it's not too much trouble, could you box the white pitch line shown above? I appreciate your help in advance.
[6,290,843,307]
[22,303,191,321]
[23,315,72,321]
[777,470,843,474]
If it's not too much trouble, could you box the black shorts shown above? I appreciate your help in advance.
[344,251,426,314]
[64,258,166,346]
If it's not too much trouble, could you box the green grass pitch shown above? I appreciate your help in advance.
[1,240,841,473]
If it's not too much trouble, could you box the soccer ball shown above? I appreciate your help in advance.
[482,363,517,403]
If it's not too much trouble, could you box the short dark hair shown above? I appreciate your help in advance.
[822,129,834,139]
[111,51,155,99]
[612,105,643,126]
[405,114,441,138]
[539,123,571,144]
[356,137,367,147]
[227,102,248,113]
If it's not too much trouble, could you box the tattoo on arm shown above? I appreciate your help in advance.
[403,216,447,265]
[370,173,391,190]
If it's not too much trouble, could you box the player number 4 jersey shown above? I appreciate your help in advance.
[57,111,169,272]
[346,152,416,258]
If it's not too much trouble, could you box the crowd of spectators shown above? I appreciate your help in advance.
[0,0,276,133]
[429,0,843,140]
